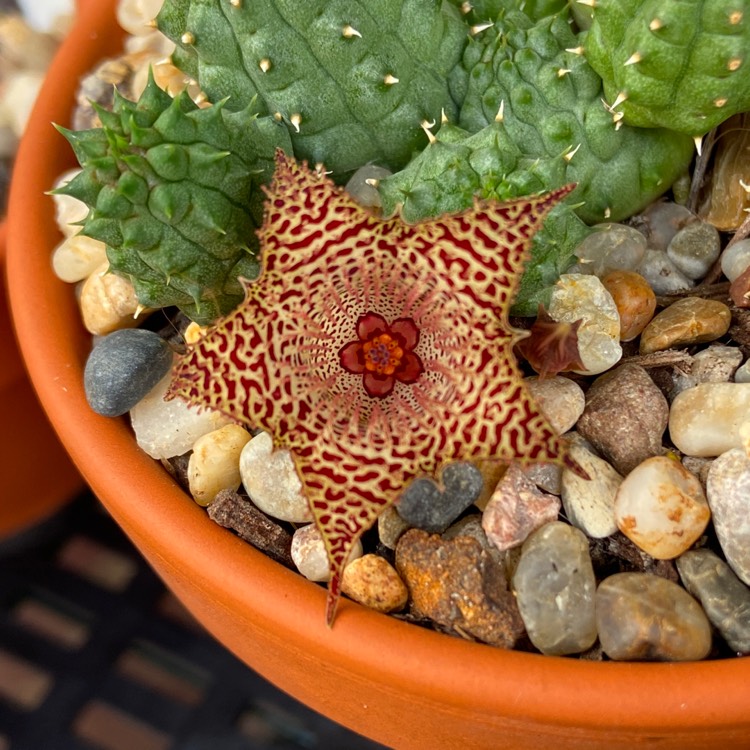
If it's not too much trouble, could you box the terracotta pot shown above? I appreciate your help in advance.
[0,219,82,542]
[7,3,750,748]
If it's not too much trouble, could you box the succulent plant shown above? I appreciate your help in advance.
[55,74,291,324]
[450,10,695,224]
[155,0,468,179]
[583,0,750,137]
[377,119,592,315]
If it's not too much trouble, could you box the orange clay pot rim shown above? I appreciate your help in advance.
[7,0,749,735]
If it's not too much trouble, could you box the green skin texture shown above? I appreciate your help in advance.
[378,121,591,316]
[155,0,467,178]
[379,10,694,312]
[450,10,695,225]
[584,0,750,136]
[56,75,291,324]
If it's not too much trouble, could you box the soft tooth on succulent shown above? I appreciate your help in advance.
[55,74,291,324]
[156,0,468,179]
[584,0,750,138]
[450,10,695,224]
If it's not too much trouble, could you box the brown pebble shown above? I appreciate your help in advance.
[601,270,656,341]
[576,363,669,475]
[394,529,525,647]
[342,554,408,613]
[208,489,294,568]
[639,297,732,354]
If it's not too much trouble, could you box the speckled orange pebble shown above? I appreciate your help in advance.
[341,554,408,613]
[601,270,656,342]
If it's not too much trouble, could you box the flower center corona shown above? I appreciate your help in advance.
[363,334,403,375]
[338,312,424,398]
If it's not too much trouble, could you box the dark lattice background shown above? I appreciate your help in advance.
[0,494,385,750]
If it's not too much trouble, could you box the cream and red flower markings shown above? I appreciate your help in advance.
[167,150,582,624]
[339,313,424,398]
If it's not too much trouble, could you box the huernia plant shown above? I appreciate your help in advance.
[167,150,584,623]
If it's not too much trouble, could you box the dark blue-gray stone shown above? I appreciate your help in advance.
[84,328,173,417]
[396,461,484,533]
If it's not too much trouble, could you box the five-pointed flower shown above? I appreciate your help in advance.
[167,150,580,624]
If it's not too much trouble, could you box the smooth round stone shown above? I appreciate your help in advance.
[635,200,695,252]
[670,383,750,456]
[735,359,750,384]
[547,274,622,375]
[291,523,362,582]
[52,232,107,283]
[596,572,712,661]
[677,549,750,654]
[639,297,732,355]
[84,328,173,417]
[240,431,312,523]
[636,249,694,295]
[482,463,561,552]
[524,376,585,435]
[706,449,750,585]
[561,443,621,538]
[397,461,483,533]
[576,363,669,476]
[341,554,408,613]
[377,506,411,549]
[573,223,647,277]
[512,521,597,656]
[666,221,721,280]
[79,261,142,336]
[601,270,656,341]
[721,238,750,282]
[187,424,252,506]
[131,371,233,459]
[614,456,710,559]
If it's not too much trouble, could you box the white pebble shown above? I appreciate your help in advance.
[240,432,312,523]
[707,449,750,585]
[561,443,621,538]
[525,376,585,435]
[130,369,233,459]
[573,223,647,277]
[669,383,750,457]
[547,274,622,375]
[188,424,252,506]
[721,239,750,282]
[291,524,363,582]
[614,456,710,559]
[636,249,694,295]
[116,0,166,36]
[52,233,107,283]
[51,169,89,236]
[79,262,144,335]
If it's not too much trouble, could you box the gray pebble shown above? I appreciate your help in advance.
[397,461,483,533]
[84,328,173,416]
[677,549,750,654]
[666,221,721,280]
[636,248,694,295]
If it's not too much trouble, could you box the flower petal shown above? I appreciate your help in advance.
[356,312,388,340]
[389,317,420,350]
[396,351,424,383]
[363,371,395,398]
[339,341,366,374]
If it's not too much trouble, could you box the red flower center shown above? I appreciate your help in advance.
[339,312,424,398]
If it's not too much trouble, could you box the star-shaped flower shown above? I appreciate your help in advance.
[168,150,579,623]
